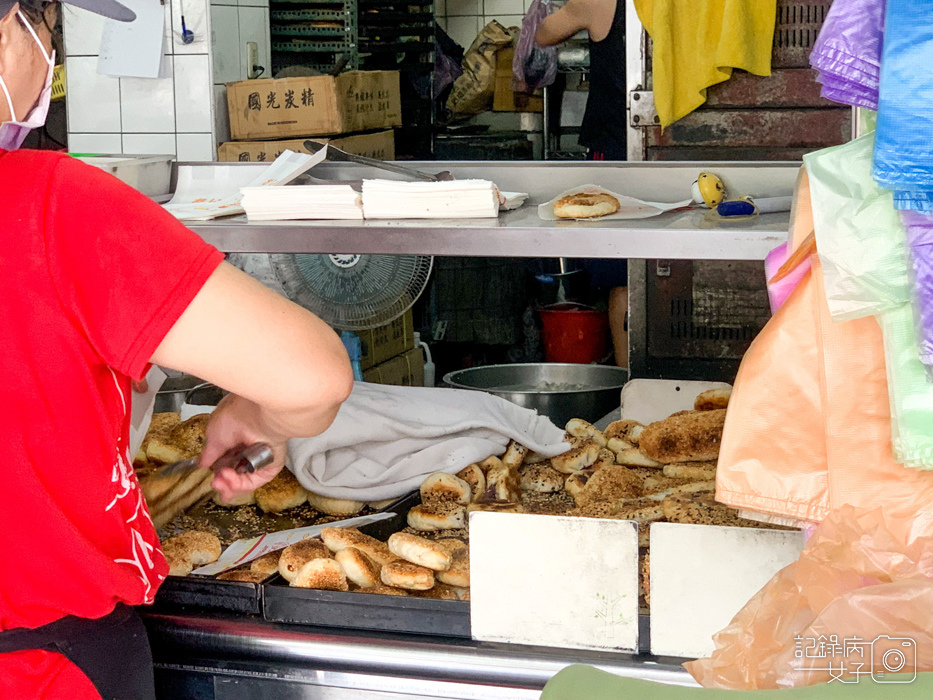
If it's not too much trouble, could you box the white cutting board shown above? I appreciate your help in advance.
[470,512,639,652]
[620,379,732,426]
[649,522,806,658]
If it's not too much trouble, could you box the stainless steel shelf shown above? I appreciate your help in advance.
[180,161,797,260]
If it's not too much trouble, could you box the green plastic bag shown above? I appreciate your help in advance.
[803,133,910,321]
[880,304,933,468]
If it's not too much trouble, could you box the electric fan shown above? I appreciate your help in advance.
[269,253,434,380]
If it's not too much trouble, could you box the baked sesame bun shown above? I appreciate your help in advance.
[291,558,348,590]
[554,192,620,219]
[255,469,308,513]
[278,538,330,582]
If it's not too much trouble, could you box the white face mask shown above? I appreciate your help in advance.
[0,11,55,151]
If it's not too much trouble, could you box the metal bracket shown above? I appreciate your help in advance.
[656,261,671,277]
[629,90,660,127]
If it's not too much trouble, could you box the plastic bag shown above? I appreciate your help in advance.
[809,0,884,109]
[512,0,556,92]
[446,21,513,115]
[716,169,933,541]
[901,211,933,374]
[873,0,933,208]
[803,133,910,321]
[686,505,933,689]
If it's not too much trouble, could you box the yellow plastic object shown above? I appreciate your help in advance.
[51,64,65,101]
[691,171,725,208]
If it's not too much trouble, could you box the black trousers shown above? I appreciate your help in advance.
[0,603,156,700]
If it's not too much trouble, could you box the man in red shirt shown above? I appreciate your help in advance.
[0,1,354,697]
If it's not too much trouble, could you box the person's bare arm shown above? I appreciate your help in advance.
[150,262,354,499]
[535,0,592,47]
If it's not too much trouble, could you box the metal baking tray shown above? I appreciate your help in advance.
[152,494,413,616]
[262,491,473,638]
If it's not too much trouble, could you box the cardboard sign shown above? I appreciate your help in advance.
[470,512,639,652]
[217,130,396,163]
[226,71,402,140]
[649,522,806,658]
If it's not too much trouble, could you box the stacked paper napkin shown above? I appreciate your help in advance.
[241,185,363,221]
[362,179,500,219]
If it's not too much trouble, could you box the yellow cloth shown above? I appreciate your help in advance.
[634,0,776,127]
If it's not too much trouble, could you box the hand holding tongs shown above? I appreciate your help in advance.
[303,141,455,182]
[158,442,274,478]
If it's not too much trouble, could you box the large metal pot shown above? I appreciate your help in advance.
[443,363,628,427]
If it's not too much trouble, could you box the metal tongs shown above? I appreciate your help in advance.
[303,140,455,182]
[158,443,274,478]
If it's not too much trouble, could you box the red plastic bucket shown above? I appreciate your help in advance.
[538,303,610,364]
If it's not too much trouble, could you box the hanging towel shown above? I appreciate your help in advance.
[633,0,776,128]
[287,382,570,501]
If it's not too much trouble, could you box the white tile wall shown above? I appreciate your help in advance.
[122,132,178,155]
[484,0,523,18]
[176,133,216,161]
[210,5,241,83]
[446,15,481,48]
[174,54,214,132]
[62,6,106,56]
[491,14,523,28]
[65,57,122,132]
[68,132,123,153]
[446,0,478,16]
[238,6,271,78]
[121,59,176,133]
[171,0,211,54]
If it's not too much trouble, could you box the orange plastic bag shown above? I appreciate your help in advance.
[716,169,933,542]
[686,506,933,689]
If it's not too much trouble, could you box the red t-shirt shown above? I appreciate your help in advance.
[0,150,224,698]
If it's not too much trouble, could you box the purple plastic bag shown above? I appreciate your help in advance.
[902,211,933,371]
[809,0,885,110]
[512,0,556,92]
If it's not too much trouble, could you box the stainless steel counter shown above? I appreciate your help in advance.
[145,613,697,699]
[179,160,799,259]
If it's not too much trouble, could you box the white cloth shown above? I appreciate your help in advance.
[288,382,570,501]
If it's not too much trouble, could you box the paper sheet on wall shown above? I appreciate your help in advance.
[163,148,326,221]
[97,0,165,78]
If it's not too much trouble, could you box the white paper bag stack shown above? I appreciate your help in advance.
[362,179,501,219]
[241,185,363,221]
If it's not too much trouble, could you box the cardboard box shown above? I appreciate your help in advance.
[217,130,395,163]
[358,310,414,371]
[227,71,402,141]
[493,48,543,113]
[363,347,425,387]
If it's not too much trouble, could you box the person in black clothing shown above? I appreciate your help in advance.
[536,0,629,366]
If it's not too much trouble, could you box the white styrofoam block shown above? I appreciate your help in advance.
[63,5,106,56]
[171,0,211,54]
[176,133,216,162]
[213,84,231,143]
[210,5,241,83]
[174,54,214,133]
[445,15,481,48]
[620,378,733,426]
[122,133,177,156]
[483,0,523,19]
[649,523,806,659]
[471,512,639,652]
[67,132,123,154]
[121,60,176,133]
[238,6,271,78]
[65,57,121,133]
